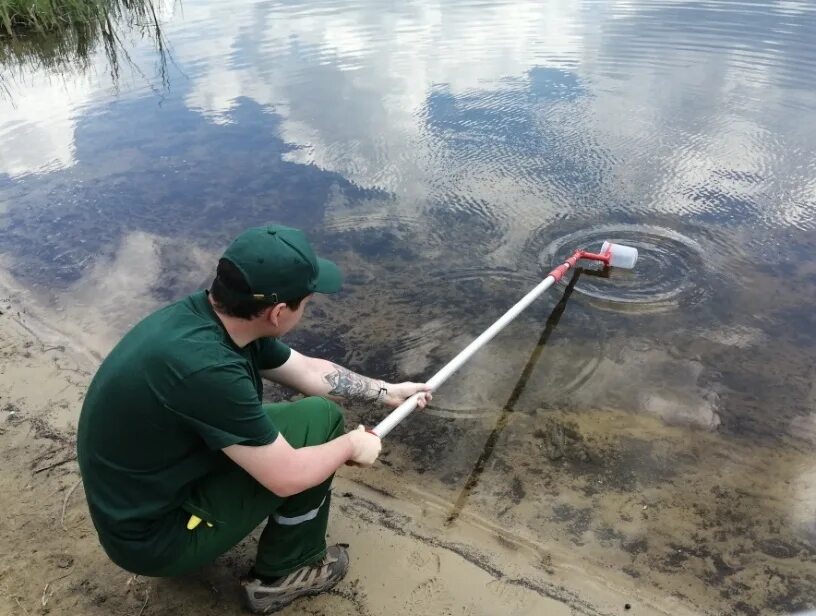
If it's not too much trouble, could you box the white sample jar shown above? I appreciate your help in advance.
[601,241,639,269]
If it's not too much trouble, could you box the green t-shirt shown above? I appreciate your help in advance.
[77,290,291,573]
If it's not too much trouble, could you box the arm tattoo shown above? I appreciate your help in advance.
[322,364,379,403]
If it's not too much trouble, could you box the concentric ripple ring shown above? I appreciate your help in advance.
[538,224,707,312]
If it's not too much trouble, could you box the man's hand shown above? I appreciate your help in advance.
[383,382,433,409]
[347,425,382,466]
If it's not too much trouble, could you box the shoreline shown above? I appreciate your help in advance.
[2,269,813,615]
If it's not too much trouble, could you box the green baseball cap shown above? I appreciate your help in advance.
[221,224,342,303]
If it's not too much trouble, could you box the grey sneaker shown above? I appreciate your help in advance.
[242,545,350,613]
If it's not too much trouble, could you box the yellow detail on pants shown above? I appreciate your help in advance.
[186,514,213,530]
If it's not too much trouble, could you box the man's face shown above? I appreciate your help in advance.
[270,294,312,336]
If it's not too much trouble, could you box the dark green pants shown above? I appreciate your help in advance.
[152,397,345,579]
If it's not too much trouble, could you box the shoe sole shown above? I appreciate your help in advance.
[259,577,342,613]
[248,565,349,614]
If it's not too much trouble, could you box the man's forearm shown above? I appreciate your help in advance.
[225,432,358,498]
[284,436,354,495]
[312,358,385,404]
[261,350,386,402]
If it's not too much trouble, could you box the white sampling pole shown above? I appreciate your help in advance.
[370,243,638,439]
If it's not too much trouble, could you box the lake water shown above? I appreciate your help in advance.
[1,0,815,613]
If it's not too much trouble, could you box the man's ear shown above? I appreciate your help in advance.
[264,303,286,326]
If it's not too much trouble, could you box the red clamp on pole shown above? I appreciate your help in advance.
[548,248,611,283]
[579,249,612,265]
[548,250,581,283]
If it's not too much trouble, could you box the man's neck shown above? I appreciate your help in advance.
[208,293,262,348]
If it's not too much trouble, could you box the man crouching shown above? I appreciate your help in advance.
[77,224,430,613]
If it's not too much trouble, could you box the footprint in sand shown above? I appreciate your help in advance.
[486,579,535,613]
[407,548,432,569]
[410,577,455,614]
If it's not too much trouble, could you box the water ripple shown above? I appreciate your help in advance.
[534,224,709,313]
